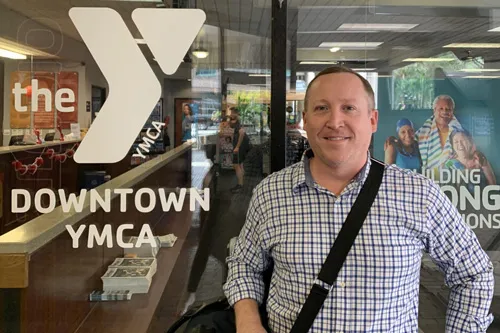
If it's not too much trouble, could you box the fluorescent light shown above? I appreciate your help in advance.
[463,75,500,79]
[249,74,270,77]
[135,39,146,44]
[352,68,376,71]
[0,48,26,59]
[337,23,418,31]
[403,58,455,62]
[299,61,339,65]
[444,43,500,48]
[319,42,383,49]
[329,47,340,53]
[488,27,500,32]
[298,30,379,34]
[459,68,500,72]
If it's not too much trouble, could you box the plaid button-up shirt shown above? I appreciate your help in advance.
[224,149,494,332]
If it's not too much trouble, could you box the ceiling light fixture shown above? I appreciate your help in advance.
[352,68,376,71]
[337,23,418,31]
[319,42,383,49]
[192,48,209,59]
[463,75,500,79]
[329,47,340,53]
[248,74,270,77]
[135,39,147,44]
[299,61,339,65]
[0,48,26,59]
[444,43,500,48]
[459,68,500,72]
[403,58,455,62]
[488,27,500,32]
[298,30,379,34]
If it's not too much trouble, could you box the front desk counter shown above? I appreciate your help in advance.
[0,142,193,333]
[0,140,132,235]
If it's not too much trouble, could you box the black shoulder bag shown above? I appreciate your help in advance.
[290,158,385,333]
[166,158,384,333]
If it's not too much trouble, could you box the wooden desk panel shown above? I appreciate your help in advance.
[2,149,193,333]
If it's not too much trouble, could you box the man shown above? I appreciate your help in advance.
[223,67,494,332]
[416,95,463,171]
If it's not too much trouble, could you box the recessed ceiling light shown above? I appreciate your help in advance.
[249,74,270,77]
[488,27,500,32]
[299,61,339,65]
[337,23,418,31]
[352,68,376,71]
[319,42,383,49]
[329,47,340,53]
[459,68,500,72]
[0,48,26,59]
[298,30,379,34]
[135,39,146,44]
[444,43,500,48]
[403,58,455,62]
[463,75,500,78]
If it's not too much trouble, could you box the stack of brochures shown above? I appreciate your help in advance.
[101,258,157,294]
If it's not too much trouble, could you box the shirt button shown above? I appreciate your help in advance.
[339,282,346,288]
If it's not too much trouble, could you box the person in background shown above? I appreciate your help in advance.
[384,118,422,172]
[416,95,462,171]
[182,104,194,143]
[224,66,494,332]
[229,107,250,193]
[445,129,496,188]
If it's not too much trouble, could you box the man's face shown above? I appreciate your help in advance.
[229,112,238,128]
[433,99,454,127]
[303,73,378,168]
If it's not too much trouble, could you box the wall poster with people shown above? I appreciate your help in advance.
[373,90,499,252]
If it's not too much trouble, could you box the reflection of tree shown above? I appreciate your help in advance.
[393,52,482,110]
[228,90,269,127]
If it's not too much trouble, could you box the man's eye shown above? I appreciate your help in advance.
[344,105,356,111]
[315,105,328,111]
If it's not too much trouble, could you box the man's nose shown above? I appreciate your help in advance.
[325,109,345,128]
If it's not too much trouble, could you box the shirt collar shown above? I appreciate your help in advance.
[291,149,372,194]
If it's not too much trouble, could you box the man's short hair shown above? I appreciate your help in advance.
[433,95,455,110]
[304,66,375,111]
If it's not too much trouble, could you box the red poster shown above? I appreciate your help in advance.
[56,72,78,129]
[10,72,31,129]
[33,72,55,128]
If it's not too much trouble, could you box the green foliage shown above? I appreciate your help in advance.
[392,52,482,110]
[230,90,268,126]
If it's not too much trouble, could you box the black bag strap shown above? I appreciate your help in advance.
[290,158,385,333]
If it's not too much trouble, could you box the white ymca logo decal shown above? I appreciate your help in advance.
[69,8,206,163]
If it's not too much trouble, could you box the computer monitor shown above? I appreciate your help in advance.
[9,135,23,146]
[45,132,55,141]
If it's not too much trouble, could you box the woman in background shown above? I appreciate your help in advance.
[181,104,194,143]
[384,118,422,172]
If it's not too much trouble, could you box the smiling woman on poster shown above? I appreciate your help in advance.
[384,118,422,172]
[445,129,497,189]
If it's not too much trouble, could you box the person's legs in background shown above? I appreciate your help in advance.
[231,152,245,193]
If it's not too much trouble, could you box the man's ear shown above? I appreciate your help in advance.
[371,109,379,133]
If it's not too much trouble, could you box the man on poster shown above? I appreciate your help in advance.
[416,95,463,172]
